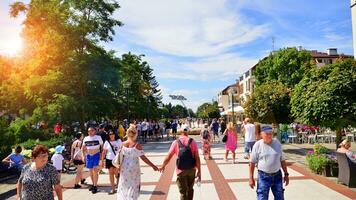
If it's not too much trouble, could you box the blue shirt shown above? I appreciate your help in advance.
[9,153,24,167]
[212,122,219,132]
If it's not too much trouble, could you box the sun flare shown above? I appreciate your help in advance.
[0,35,23,56]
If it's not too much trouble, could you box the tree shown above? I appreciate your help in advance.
[196,102,220,119]
[118,53,162,120]
[7,0,123,128]
[254,47,312,88]
[291,59,356,147]
[244,82,292,124]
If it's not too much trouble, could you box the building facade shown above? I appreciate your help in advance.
[351,0,356,58]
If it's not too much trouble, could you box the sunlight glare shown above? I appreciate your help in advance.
[0,35,23,56]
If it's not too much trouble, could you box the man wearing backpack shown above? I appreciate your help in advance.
[160,124,201,200]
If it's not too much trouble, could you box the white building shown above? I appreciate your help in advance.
[217,84,244,123]
[351,0,356,58]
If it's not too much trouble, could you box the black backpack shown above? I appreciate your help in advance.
[176,138,196,170]
[202,130,209,140]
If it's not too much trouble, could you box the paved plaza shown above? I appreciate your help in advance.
[2,136,356,200]
[51,137,356,200]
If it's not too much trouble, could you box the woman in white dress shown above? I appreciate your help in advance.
[117,126,158,200]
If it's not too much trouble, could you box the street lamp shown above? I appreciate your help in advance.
[169,94,190,118]
[123,82,131,123]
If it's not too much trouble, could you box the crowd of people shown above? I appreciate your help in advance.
[6,116,356,200]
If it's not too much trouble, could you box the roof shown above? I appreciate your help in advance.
[220,84,236,94]
[309,50,353,59]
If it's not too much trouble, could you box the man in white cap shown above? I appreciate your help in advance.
[249,125,289,200]
[160,124,201,200]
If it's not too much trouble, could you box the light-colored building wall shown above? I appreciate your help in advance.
[351,0,356,59]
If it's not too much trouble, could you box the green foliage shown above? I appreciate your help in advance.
[196,102,220,119]
[7,118,52,144]
[291,59,356,130]
[254,47,312,88]
[313,143,329,155]
[18,135,71,150]
[306,144,331,174]
[244,82,292,124]
[306,153,328,174]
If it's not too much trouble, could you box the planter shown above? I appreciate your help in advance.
[331,166,338,177]
[323,165,332,177]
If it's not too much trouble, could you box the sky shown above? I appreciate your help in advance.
[0,0,354,111]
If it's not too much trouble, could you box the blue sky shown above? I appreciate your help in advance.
[0,0,353,111]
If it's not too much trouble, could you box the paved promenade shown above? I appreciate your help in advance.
[51,136,356,200]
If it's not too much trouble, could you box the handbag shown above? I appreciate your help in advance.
[222,134,228,143]
[112,144,123,169]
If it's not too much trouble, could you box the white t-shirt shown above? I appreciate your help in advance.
[83,135,103,150]
[141,122,148,131]
[103,139,122,160]
[136,123,142,131]
[51,153,64,170]
[244,123,256,142]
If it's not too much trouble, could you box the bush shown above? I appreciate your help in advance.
[306,153,328,174]
[8,119,52,144]
[313,143,328,155]
[18,135,72,150]
[306,144,333,174]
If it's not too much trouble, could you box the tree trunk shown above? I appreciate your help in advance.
[335,128,342,150]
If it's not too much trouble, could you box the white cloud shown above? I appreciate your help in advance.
[116,0,268,57]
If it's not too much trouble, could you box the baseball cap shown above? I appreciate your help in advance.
[55,145,65,154]
[261,126,273,133]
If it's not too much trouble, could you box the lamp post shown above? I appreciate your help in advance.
[169,95,190,118]
[123,82,131,123]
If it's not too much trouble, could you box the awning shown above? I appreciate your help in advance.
[225,106,244,115]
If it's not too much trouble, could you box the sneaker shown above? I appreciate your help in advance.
[74,184,81,189]
[81,179,86,184]
[89,185,94,191]
[91,186,98,194]
[108,189,116,195]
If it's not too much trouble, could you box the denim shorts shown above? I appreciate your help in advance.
[86,153,100,169]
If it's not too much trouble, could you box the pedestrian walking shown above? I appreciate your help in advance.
[249,126,289,200]
[224,122,238,163]
[102,130,122,194]
[210,119,220,143]
[98,124,108,143]
[16,145,62,200]
[200,124,212,160]
[51,145,65,180]
[171,120,178,139]
[115,126,158,200]
[242,118,256,159]
[220,120,226,136]
[141,119,148,142]
[82,127,104,194]
[70,132,86,189]
[160,124,201,200]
